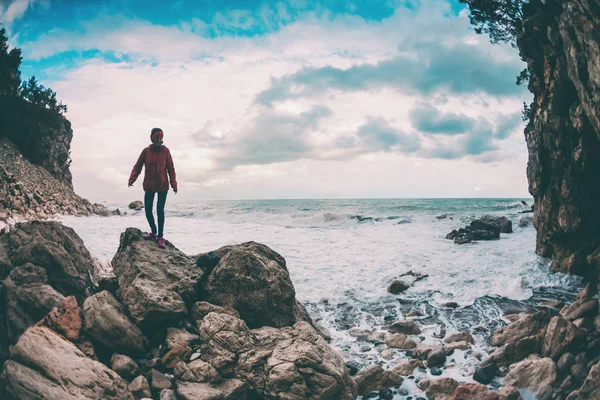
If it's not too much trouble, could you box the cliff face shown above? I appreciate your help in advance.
[0,96,73,187]
[518,0,600,277]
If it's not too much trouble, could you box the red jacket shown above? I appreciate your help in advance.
[129,145,177,193]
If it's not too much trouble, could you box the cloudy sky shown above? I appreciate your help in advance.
[1,0,531,201]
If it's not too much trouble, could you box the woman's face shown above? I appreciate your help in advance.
[152,135,162,146]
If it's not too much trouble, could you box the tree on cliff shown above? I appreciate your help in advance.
[0,25,67,114]
[458,0,526,46]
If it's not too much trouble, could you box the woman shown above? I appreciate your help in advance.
[128,127,178,249]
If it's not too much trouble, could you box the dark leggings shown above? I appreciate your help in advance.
[144,191,168,237]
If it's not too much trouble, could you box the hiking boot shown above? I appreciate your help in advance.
[142,232,157,240]
[157,237,166,249]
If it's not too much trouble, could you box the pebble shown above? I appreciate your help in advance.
[379,388,394,400]
[430,366,442,376]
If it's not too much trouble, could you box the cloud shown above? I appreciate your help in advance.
[0,0,35,25]
[357,117,421,153]
[409,104,475,135]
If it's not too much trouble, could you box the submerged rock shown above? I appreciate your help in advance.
[388,320,421,335]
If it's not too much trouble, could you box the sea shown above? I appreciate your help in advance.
[56,198,582,399]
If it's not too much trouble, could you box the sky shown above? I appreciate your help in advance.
[1,0,532,201]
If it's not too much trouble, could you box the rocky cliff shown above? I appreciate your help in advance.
[518,0,600,278]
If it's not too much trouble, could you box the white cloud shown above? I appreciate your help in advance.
[0,0,35,25]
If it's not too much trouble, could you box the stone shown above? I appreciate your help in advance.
[354,365,403,396]
[111,353,139,381]
[386,333,417,349]
[427,349,447,368]
[390,359,423,376]
[444,332,474,344]
[470,215,512,233]
[160,390,177,400]
[129,375,151,399]
[442,301,459,308]
[542,316,584,359]
[161,345,192,369]
[203,241,314,329]
[567,362,600,399]
[346,361,361,376]
[561,299,599,322]
[571,363,588,383]
[557,352,575,374]
[497,385,522,400]
[388,320,421,335]
[83,290,149,356]
[174,359,222,383]
[418,378,459,400]
[430,367,442,375]
[444,341,471,351]
[129,201,143,210]
[165,327,200,350]
[450,383,499,400]
[540,299,564,309]
[36,295,82,341]
[176,379,247,400]
[491,311,550,347]
[485,334,544,367]
[473,363,497,385]
[190,301,240,321]
[0,326,133,399]
[151,369,172,390]
[379,388,394,400]
[504,356,557,398]
[111,228,203,326]
[387,279,411,294]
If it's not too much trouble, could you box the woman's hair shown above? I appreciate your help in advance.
[150,127,163,139]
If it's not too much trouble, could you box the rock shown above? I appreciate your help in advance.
[542,316,585,359]
[354,365,403,396]
[387,279,411,294]
[561,299,599,321]
[161,345,192,369]
[1,221,95,299]
[91,256,117,294]
[518,216,533,228]
[165,327,200,350]
[577,282,597,301]
[36,295,82,341]
[197,313,357,399]
[174,359,222,383]
[418,378,459,400]
[176,379,247,400]
[190,301,240,321]
[540,299,564,309]
[151,369,172,390]
[485,334,544,367]
[450,383,499,400]
[491,311,550,346]
[346,361,361,376]
[390,359,423,376]
[441,301,459,308]
[203,241,313,329]
[129,375,151,399]
[427,349,447,368]
[379,388,394,400]
[3,263,65,342]
[567,361,600,399]
[388,320,421,335]
[473,363,497,385]
[557,352,575,374]
[0,326,133,399]
[160,390,177,400]
[386,333,417,349]
[111,228,203,327]
[497,385,522,400]
[111,353,139,381]
[571,363,588,383]
[348,328,372,340]
[83,290,149,356]
[413,344,438,360]
[444,332,474,344]
[470,215,513,234]
[444,341,471,351]
[430,366,442,375]
[407,310,424,317]
[128,201,143,210]
[504,356,557,398]
[194,251,220,272]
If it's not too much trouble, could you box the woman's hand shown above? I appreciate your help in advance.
[174,188,178,194]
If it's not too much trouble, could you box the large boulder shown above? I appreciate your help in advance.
[0,326,134,399]
[197,312,357,399]
[470,216,513,234]
[176,379,247,400]
[353,365,403,396]
[0,221,95,298]
[418,378,459,400]
[503,356,556,399]
[542,316,585,359]
[491,311,550,346]
[83,290,149,356]
[111,228,203,327]
[450,383,499,400]
[567,361,600,400]
[204,241,313,329]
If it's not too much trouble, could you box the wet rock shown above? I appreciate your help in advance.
[473,363,497,385]
[387,279,411,294]
[386,333,417,349]
[557,352,575,374]
[190,301,240,321]
[450,383,499,400]
[540,299,564,309]
[128,201,143,210]
[427,349,447,368]
[379,388,394,400]
[418,378,459,400]
[391,359,423,376]
[470,216,512,234]
[83,290,149,356]
[346,361,361,376]
[151,369,172,391]
[0,326,134,399]
[35,295,82,341]
[174,359,222,383]
[367,331,386,343]
[413,344,437,360]
[491,311,550,346]
[441,301,459,308]
[485,334,544,367]
[504,356,556,399]
[111,228,203,327]
[567,361,600,399]
[518,216,533,228]
[571,362,588,383]
[430,366,442,376]
[348,328,372,340]
[407,310,424,317]
[388,320,421,335]
[165,327,200,350]
[111,353,139,381]
[561,299,599,322]
[354,365,403,396]
[542,316,585,359]
[204,241,314,329]
[176,379,248,400]
[444,341,471,351]
[129,375,151,399]
[497,385,522,400]
[444,332,474,344]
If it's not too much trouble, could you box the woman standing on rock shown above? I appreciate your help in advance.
[128,128,177,249]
